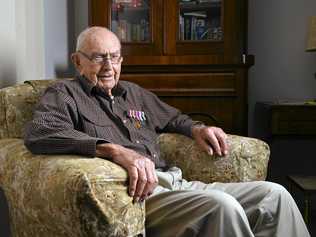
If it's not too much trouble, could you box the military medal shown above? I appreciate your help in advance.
[135,120,141,129]
[127,109,148,129]
[128,109,145,129]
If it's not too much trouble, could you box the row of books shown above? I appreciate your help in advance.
[179,11,222,41]
[180,12,207,40]
[112,19,149,42]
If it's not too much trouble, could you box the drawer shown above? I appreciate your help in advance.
[121,73,236,96]
[271,106,316,135]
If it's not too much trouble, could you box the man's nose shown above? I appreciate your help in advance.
[101,58,113,68]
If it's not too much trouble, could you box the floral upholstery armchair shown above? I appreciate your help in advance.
[0,79,270,237]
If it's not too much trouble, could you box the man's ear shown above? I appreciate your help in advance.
[71,53,80,67]
[71,53,84,75]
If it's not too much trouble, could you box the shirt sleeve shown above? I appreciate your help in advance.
[24,86,104,157]
[139,86,200,138]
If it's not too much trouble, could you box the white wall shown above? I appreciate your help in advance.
[43,0,88,78]
[0,0,88,88]
[0,0,45,89]
[248,0,316,134]
[44,0,71,78]
[0,1,16,88]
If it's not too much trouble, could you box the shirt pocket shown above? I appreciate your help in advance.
[135,115,158,144]
[80,111,118,142]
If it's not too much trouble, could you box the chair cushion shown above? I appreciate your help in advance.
[0,80,58,139]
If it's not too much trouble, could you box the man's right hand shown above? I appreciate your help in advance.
[96,143,158,202]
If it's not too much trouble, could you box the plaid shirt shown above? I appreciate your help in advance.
[24,76,196,168]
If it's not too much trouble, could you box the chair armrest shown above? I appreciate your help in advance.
[0,139,145,237]
[157,134,270,183]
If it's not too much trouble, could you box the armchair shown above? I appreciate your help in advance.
[0,79,270,237]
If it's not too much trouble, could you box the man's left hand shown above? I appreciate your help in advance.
[192,125,228,156]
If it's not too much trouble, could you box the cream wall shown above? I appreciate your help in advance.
[44,0,88,78]
[0,0,45,89]
[0,1,16,88]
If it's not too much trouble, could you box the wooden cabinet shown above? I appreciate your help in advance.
[256,102,316,136]
[254,102,316,189]
[89,0,252,135]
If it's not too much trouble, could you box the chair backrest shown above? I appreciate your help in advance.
[0,80,57,139]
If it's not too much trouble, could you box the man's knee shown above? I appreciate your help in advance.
[195,190,245,216]
[257,181,289,196]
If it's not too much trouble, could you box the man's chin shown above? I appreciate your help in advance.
[96,77,116,90]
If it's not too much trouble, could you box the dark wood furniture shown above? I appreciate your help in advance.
[287,175,316,229]
[89,0,253,135]
[254,101,316,182]
[254,102,316,139]
[270,103,316,136]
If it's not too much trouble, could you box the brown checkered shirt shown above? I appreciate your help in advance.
[24,76,197,168]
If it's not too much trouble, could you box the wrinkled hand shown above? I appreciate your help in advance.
[192,125,228,156]
[96,143,158,202]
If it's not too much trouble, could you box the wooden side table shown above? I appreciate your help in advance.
[287,175,316,228]
[254,101,316,139]
[254,102,316,185]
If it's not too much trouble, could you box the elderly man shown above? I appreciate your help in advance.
[24,27,310,237]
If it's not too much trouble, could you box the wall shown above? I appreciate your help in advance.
[0,0,45,89]
[0,0,88,89]
[0,1,16,88]
[248,0,316,135]
[44,0,88,78]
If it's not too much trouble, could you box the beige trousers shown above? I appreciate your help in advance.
[145,167,310,237]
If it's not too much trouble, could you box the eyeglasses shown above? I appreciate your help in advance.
[78,50,122,64]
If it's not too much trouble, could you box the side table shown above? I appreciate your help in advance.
[254,102,316,185]
[287,175,316,228]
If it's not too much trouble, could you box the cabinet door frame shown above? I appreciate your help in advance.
[89,0,164,56]
[164,0,239,64]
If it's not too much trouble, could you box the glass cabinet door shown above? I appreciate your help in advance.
[111,0,151,43]
[164,0,235,58]
[110,0,163,57]
[179,0,223,41]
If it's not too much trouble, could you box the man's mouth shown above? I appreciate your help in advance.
[97,74,113,79]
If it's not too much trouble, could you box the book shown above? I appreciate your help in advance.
[183,11,207,40]
[179,15,184,40]
[195,18,207,40]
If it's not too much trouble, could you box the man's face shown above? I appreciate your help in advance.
[74,29,123,95]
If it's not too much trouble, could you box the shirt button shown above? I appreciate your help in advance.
[153,154,156,158]
[136,140,140,144]
[123,119,127,124]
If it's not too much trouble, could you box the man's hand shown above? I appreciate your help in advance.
[96,143,158,202]
[192,125,228,156]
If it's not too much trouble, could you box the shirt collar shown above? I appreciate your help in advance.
[78,75,127,99]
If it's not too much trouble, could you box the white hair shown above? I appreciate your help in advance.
[76,28,92,51]
[75,27,121,51]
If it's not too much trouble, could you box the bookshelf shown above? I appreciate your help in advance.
[89,0,252,135]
